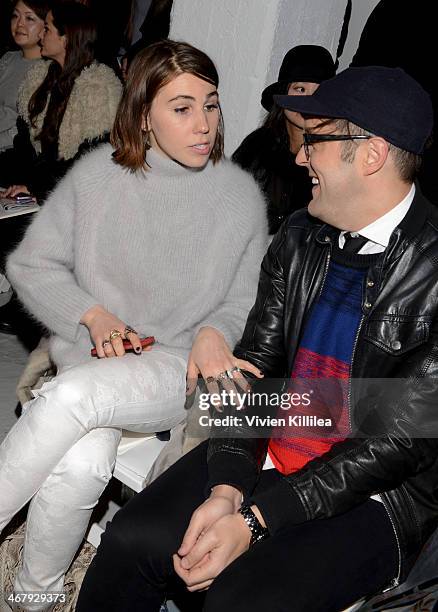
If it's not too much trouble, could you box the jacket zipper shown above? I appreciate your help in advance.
[347,315,364,432]
[379,493,402,590]
[318,242,331,299]
[348,292,401,589]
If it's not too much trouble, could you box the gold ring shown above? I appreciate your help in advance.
[109,329,122,341]
[124,326,137,338]
[206,376,216,384]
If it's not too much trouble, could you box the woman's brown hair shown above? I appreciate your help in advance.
[111,39,224,171]
[28,1,96,155]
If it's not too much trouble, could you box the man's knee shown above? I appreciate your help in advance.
[98,494,178,570]
[203,563,255,612]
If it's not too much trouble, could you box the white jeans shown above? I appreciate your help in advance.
[0,348,187,610]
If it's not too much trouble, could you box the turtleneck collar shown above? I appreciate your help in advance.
[145,146,211,177]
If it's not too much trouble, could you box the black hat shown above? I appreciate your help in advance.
[274,66,433,155]
[261,45,336,111]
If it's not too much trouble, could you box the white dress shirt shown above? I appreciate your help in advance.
[339,183,416,254]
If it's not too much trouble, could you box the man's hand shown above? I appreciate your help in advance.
[173,512,251,592]
[178,485,242,560]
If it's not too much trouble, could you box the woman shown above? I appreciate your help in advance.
[0,0,122,342]
[0,1,47,337]
[2,0,122,202]
[232,45,335,235]
[0,0,47,156]
[1,40,267,607]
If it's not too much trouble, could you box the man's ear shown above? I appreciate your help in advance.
[362,137,389,176]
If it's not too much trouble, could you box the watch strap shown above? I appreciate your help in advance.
[239,504,269,546]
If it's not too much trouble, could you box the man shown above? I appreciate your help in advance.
[77,67,438,612]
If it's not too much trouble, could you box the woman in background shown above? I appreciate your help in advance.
[0,0,47,159]
[232,45,335,235]
[0,0,122,339]
[2,0,122,202]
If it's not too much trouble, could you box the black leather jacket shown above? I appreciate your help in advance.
[207,190,438,585]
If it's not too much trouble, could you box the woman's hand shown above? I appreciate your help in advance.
[0,185,33,198]
[80,304,146,358]
[186,326,263,397]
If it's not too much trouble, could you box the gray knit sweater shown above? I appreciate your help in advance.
[7,145,268,369]
[0,51,42,152]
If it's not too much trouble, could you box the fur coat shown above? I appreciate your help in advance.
[17,60,122,160]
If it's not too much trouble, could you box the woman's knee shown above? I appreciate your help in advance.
[27,371,96,428]
[50,428,121,493]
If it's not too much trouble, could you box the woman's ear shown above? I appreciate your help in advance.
[141,113,151,132]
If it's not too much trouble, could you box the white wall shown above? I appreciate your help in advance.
[170,0,348,155]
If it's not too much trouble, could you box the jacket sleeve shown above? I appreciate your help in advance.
[250,331,438,534]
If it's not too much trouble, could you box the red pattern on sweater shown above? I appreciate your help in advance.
[268,347,351,475]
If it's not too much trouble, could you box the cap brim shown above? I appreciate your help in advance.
[274,93,343,119]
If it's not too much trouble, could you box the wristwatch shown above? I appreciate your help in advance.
[239,504,269,546]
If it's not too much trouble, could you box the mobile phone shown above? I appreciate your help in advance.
[14,193,35,203]
[91,336,155,357]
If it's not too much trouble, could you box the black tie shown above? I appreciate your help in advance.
[343,232,368,254]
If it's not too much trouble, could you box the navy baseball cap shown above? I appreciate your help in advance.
[274,66,433,154]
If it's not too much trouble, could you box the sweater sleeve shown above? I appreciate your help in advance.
[0,107,17,150]
[195,170,269,347]
[196,231,268,347]
[6,170,98,341]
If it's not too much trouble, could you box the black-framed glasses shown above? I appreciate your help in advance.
[302,133,371,160]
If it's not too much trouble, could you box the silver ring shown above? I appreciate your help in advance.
[218,371,229,380]
[102,340,111,350]
[230,366,241,375]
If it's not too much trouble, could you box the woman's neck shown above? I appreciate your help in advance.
[146,146,209,178]
[22,45,42,60]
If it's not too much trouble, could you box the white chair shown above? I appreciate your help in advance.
[87,431,169,547]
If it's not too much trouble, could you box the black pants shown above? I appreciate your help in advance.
[77,441,398,612]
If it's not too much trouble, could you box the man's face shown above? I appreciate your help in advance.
[296,118,364,229]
